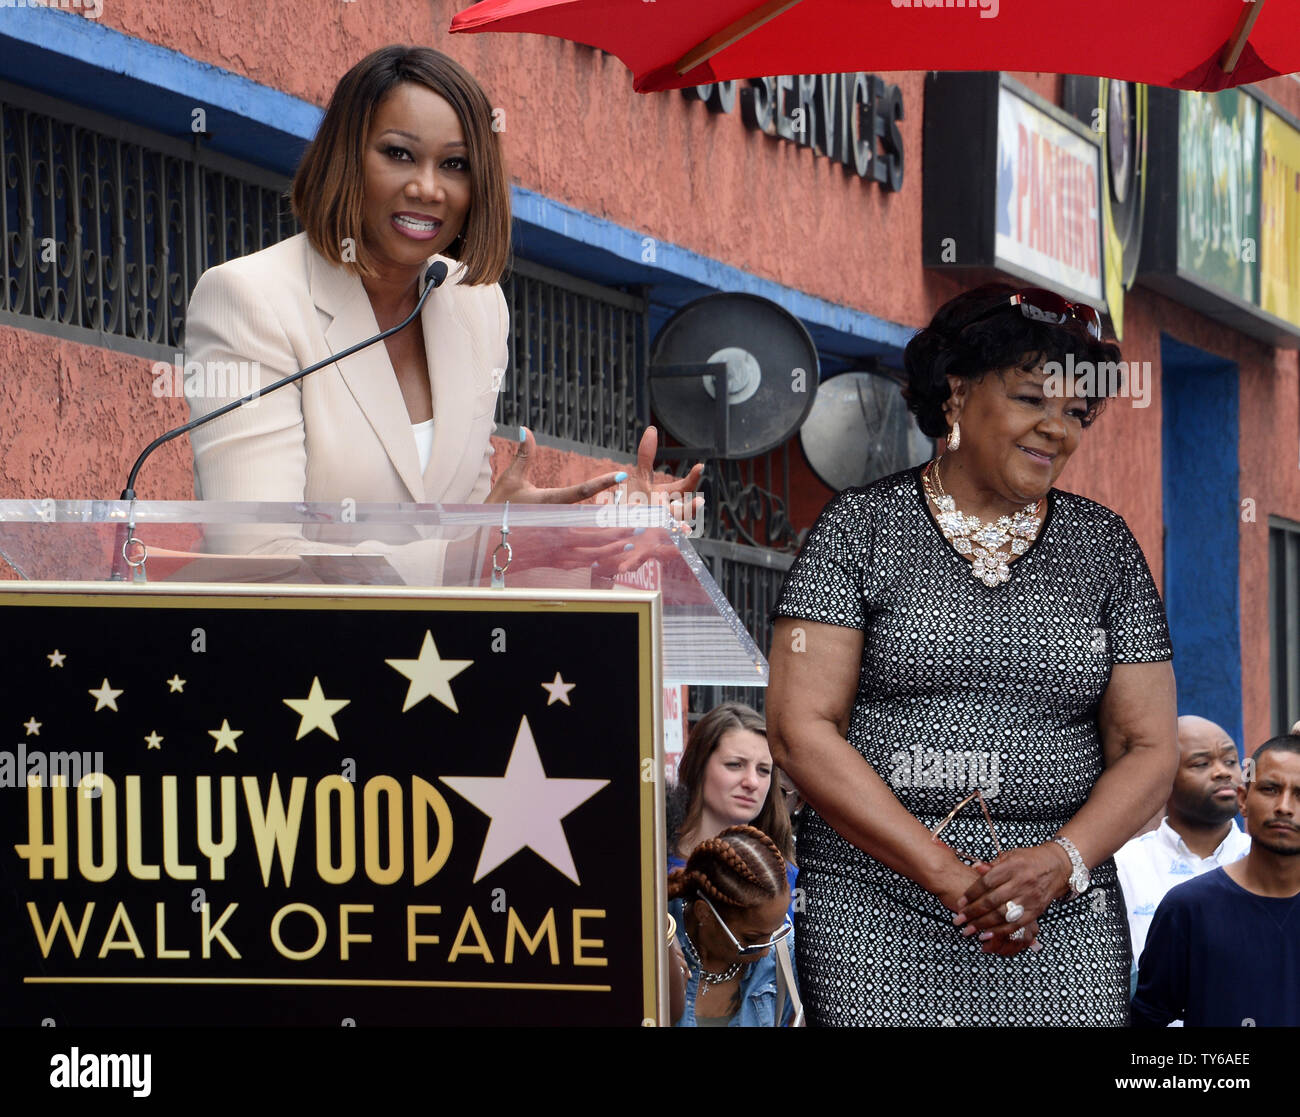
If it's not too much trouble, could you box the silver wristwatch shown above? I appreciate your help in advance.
[1053,836,1090,899]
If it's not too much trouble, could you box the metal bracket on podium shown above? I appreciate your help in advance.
[491,501,512,589]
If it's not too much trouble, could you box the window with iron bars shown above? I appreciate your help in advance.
[1269,517,1300,735]
[687,538,793,720]
[498,257,648,458]
[0,80,298,360]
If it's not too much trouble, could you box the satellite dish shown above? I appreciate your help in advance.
[799,370,935,491]
[649,294,819,460]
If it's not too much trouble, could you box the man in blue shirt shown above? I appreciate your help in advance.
[1132,734,1300,1027]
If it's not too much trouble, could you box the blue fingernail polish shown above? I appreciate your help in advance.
[633,527,646,535]
[518,426,527,442]
[623,543,634,551]
[614,471,628,482]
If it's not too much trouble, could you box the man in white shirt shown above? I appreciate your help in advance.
[1115,715,1251,1016]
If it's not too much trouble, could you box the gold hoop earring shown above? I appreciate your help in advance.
[947,420,961,452]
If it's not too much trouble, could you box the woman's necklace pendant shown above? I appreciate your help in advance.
[924,461,1042,587]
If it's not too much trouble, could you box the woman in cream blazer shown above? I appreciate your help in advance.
[184,45,700,578]
[184,229,503,510]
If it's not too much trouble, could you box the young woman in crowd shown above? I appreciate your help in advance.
[668,702,797,895]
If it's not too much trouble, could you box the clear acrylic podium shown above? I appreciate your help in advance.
[0,500,766,1026]
[0,500,766,687]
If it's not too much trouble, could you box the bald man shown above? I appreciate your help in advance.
[1115,716,1251,1016]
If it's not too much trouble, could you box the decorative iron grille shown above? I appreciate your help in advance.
[688,538,794,719]
[704,445,802,552]
[1,79,296,358]
[499,257,648,457]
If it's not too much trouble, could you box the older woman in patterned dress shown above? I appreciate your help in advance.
[766,283,1178,1026]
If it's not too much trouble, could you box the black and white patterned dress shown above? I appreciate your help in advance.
[771,464,1173,1026]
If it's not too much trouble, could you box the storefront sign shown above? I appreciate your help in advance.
[1139,87,1300,348]
[662,685,687,782]
[1177,90,1258,304]
[995,85,1104,304]
[1260,107,1300,329]
[922,72,1107,314]
[684,74,904,191]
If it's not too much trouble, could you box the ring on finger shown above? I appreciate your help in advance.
[1009,927,1026,941]
[1004,900,1025,923]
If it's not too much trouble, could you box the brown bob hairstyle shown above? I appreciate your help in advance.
[672,702,795,864]
[290,45,511,285]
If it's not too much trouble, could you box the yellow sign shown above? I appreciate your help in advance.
[1261,108,1300,328]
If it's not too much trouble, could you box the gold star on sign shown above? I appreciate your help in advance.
[166,675,186,693]
[144,731,163,750]
[88,679,123,712]
[283,677,350,741]
[47,650,66,667]
[385,631,473,713]
[23,717,40,736]
[209,719,243,754]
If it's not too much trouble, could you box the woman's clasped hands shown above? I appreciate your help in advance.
[952,843,1075,955]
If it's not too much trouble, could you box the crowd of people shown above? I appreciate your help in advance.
[666,705,1300,1028]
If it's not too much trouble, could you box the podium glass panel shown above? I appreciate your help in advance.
[0,501,767,687]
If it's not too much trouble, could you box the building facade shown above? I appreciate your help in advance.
[2,2,1299,753]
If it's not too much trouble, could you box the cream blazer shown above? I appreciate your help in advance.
[184,231,504,507]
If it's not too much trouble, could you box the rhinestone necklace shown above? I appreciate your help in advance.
[681,924,741,985]
[922,459,1043,587]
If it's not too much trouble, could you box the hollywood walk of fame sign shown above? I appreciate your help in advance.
[0,584,666,1026]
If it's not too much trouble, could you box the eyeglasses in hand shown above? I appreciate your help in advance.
[930,787,1003,865]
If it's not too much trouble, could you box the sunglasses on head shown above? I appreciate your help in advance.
[699,894,793,957]
[965,288,1103,340]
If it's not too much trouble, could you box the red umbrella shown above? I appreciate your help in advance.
[450,0,1293,92]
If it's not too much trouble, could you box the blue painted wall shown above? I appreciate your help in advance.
[1160,333,1243,751]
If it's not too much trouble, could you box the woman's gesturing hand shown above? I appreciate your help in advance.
[486,427,624,505]
[954,844,1071,941]
[627,426,705,532]
[487,425,705,533]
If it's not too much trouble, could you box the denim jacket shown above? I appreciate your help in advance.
[669,898,799,1027]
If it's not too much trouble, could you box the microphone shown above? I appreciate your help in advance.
[110,259,450,579]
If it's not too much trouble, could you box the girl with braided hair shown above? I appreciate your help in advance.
[668,825,799,1027]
